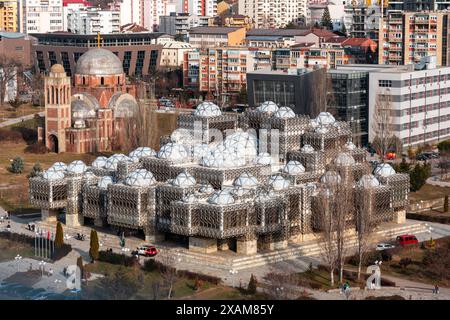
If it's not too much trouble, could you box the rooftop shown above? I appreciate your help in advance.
[189,27,243,35]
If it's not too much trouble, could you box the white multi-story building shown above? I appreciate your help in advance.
[238,0,307,28]
[62,0,92,31]
[67,7,120,34]
[160,40,193,68]
[180,0,216,17]
[113,0,176,31]
[20,0,64,33]
[368,60,450,148]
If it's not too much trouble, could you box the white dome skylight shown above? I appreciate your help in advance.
[254,153,272,165]
[193,101,222,117]
[301,144,315,153]
[256,101,279,113]
[98,176,113,189]
[207,190,235,205]
[129,147,156,160]
[42,170,65,180]
[67,160,87,174]
[283,160,306,175]
[48,162,67,172]
[91,156,108,169]
[171,128,194,144]
[268,174,291,191]
[157,143,189,163]
[182,193,198,203]
[273,106,295,119]
[224,131,258,159]
[345,141,357,151]
[124,169,156,187]
[357,174,380,188]
[233,172,259,189]
[316,112,335,126]
[198,184,215,194]
[172,170,196,187]
[105,154,131,170]
[373,163,396,177]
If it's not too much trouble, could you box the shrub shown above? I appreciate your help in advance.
[54,222,64,248]
[89,230,99,261]
[0,129,22,142]
[8,157,24,174]
[193,278,203,291]
[247,274,258,294]
[27,162,43,178]
[399,258,412,269]
[98,250,136,266]
[176,270,221,285]
[24,143,48,154]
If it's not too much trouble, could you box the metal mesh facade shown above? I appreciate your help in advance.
[29,101,410,251]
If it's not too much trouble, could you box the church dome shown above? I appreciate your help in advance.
[75,48,123,75]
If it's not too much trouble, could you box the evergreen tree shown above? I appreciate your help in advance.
[89,230,100,262]
[77,256,84,280]
[321,7,333,30]
[54,222,64,248]
[27,162,42,178]
[247,274,258,294]
[410,163,431,192]
[9,157,24,174]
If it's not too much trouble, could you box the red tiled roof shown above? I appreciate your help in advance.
[342,38,376,47]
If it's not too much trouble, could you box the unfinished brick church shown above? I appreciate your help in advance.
[44,48,138,153]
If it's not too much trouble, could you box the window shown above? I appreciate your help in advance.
[379,80,392,87]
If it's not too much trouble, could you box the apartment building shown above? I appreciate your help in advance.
[181,0,217,17]
[368,60,450,148]
[159,13,209,38]
[62,0,91,31]
[379,11,449,66]
[343,3,381,40]
[188,26,246,48]
[20,0,64,33]
[67,7,120,34]
[290,44,351,70]
[0,0,17,32]
[160,40,193,68]
[238,0,307,28]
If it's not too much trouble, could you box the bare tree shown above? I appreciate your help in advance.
[159,253,178,299]
[313,175,354,285]
[371,91,397,161]
[262,269,297,300]
[0,54,22,106]
[355,187,375,280]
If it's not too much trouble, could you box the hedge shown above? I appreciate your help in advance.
[97,250,137,267]
[142,259,221,285]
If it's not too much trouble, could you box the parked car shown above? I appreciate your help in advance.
[376,243,396,251]
[136,245,159,257]
[396,234,419,246]
[386,152,396,160]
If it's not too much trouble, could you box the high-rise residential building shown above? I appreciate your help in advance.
[238,0,307,28]
[368,61,450,148]
[20,0,64,34]
[62,0,92,31]
[379,11,450,66]
[188,26,246,48]
[184,47,265,99]
[67,7,121,34]
[0,0,18,32]
[181,0,217,17]
[113,0,176,31]
[343,2,382,40]
[159,13,210,39]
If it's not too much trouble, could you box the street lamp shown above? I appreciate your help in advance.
[39,260,46,277]
[54,279,62,291]
[14,254,22,272]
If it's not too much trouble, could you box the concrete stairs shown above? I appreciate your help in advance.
[173,222,428,271]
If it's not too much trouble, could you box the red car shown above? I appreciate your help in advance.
[396,234,419,246]
[137,245,159,257]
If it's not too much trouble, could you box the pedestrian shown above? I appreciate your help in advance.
[435,285,439,294]
[48,268,53,277]
[6,223,11,232]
